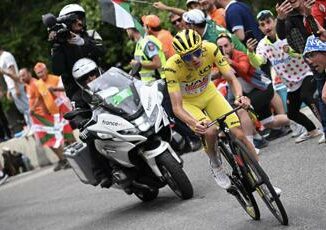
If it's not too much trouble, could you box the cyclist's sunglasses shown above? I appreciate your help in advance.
[181,48,202,62]
[256,10,274,21]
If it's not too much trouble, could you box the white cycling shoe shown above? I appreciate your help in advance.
[210,162,231,190]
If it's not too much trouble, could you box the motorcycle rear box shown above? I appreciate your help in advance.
[64,142,98,185]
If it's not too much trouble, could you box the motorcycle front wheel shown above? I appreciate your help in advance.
[156,151,193,199]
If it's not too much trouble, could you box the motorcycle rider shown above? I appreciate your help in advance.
[71,58,114,188]
[50,4,111,188]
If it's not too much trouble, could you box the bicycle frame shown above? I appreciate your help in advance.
[208,106,288,225]
[210,107,254,189]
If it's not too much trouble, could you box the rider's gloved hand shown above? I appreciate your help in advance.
[234,96,251,109]
[68,32,85,46]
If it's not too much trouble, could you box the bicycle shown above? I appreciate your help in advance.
[206,106,288,225]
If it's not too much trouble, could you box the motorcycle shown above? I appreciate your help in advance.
[64,67,193,201]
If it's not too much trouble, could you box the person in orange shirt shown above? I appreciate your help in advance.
[200,0,226,28]
[33,62,72,115]
[34,62,75,140]
[19,68,71,171]
[142,15,175,59]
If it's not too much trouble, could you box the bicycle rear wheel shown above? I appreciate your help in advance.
[219,143,260,220]
[232,139,288,225]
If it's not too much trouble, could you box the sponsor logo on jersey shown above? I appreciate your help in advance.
[199,64,212,76]
[184,76,209,92]
[163,67,176,73]
[230,120,240,126]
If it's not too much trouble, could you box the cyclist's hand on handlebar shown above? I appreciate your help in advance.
[194,120,209,135]
[234,96,251,109]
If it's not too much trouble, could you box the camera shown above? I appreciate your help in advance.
[42,13,79,43]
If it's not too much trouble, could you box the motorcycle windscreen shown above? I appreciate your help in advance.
[87,67,142,120]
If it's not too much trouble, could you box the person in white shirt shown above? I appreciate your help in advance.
[246,10,323,144]
[0,48,31,129]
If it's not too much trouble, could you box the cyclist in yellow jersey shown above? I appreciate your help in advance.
[164,29,257,190]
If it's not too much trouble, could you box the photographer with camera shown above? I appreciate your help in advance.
[44,4,111,188]
[44,4,105,103]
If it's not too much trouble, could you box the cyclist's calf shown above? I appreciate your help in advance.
[203,126,219,160]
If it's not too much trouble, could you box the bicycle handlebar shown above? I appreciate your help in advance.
[207,106,256,128]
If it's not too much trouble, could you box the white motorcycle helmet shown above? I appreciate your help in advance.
[72,58,99,88]
[59,4,85,17]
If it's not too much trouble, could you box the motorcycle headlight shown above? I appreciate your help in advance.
[132,106,159,132]
[119,127,139,135]
[97,132,113,139]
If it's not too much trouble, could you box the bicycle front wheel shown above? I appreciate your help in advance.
[219,143,260,220]
[232,139,288,225]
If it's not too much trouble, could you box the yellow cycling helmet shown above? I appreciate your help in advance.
[173,29,202,56]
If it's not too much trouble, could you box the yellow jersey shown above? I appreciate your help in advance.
[164,41,231,98]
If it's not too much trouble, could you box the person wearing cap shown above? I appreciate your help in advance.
[182,9,247,52]
[216,33,293,144]
[303,35,326,142]
[19,67,72,171]
[142,14,175,59]
[126,25,166,83]
[34,62,73,117]
[247,10,323,144]
[276,0,326,144]
[304,35,326,73]
[0,47,31,128]
[34,63,65,94]
[34,63,75,142]
[199,0,226,28]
